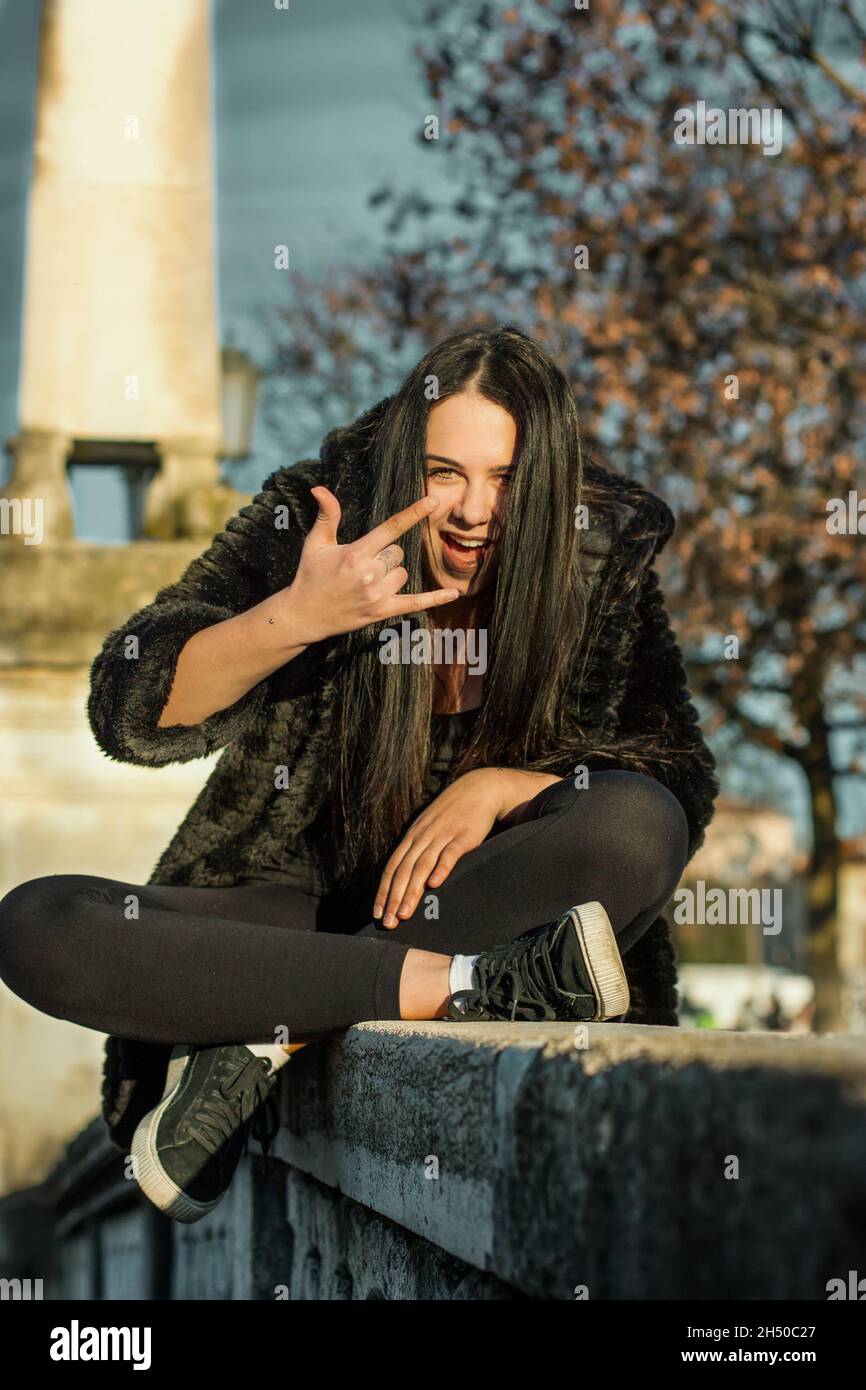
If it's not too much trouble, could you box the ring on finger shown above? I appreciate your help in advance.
[377,545,402,574]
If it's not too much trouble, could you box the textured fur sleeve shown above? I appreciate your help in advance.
[610,566,719,861]
[87,463,324,766]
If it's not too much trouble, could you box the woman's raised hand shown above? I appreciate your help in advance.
[283,486,460,645]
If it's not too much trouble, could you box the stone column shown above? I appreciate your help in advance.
[145,436,245,541]
[8,0,225,540]
[2,431,74,541]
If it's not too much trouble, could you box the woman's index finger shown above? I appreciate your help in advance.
[357,495,443,555]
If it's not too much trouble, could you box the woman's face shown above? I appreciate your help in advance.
[421,390,517,597]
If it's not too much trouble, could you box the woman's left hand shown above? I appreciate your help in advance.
[373,767,560,928]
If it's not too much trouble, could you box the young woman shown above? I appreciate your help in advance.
[0,326,717,1224]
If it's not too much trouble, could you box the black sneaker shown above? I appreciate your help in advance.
[102,1037,173,1153]
[446,902,629,1022]
[131,1044,282,1223]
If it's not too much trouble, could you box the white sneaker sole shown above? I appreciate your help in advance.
[130,1046,221,1224]
[566,902,630,1020]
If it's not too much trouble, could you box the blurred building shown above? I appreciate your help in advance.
[676,797,808,969]
[676,798,866,1033]
[838,835,866,1032]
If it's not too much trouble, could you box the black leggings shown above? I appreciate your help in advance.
[0,772,688,1045]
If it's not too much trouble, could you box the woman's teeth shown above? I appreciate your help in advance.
[443,534,487,554]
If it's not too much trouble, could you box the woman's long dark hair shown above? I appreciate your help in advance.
[330,324,604,881]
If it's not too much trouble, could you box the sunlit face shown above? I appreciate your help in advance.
[421,390,517,597]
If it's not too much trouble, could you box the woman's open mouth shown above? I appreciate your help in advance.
[440,532,493,570]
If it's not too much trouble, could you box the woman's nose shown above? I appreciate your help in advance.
[453,482,492,529]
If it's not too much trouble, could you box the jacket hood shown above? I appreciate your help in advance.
[318,393,675,565]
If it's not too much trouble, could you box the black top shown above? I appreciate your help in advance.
[245,708,481,894]
[425,708,479,797]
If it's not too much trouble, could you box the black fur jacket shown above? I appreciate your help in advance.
[89,395,718,1126]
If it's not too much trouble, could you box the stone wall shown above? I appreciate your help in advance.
[0,539,219,1196]
[2,1021,865,1301]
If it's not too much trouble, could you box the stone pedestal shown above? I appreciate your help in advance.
[145,438,248,541]
[2,431,74,541]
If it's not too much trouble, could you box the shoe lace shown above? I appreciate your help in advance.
[472,930,561,1021]
[187,1055,279,1163]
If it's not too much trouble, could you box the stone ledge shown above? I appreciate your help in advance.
[4,1021,865,1299]
[0,540,203,665]
[274,1021,866,1299]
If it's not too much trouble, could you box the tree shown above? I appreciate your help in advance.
[270,0,866,1027]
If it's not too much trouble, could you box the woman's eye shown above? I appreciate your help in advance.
[428,468,455,480]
